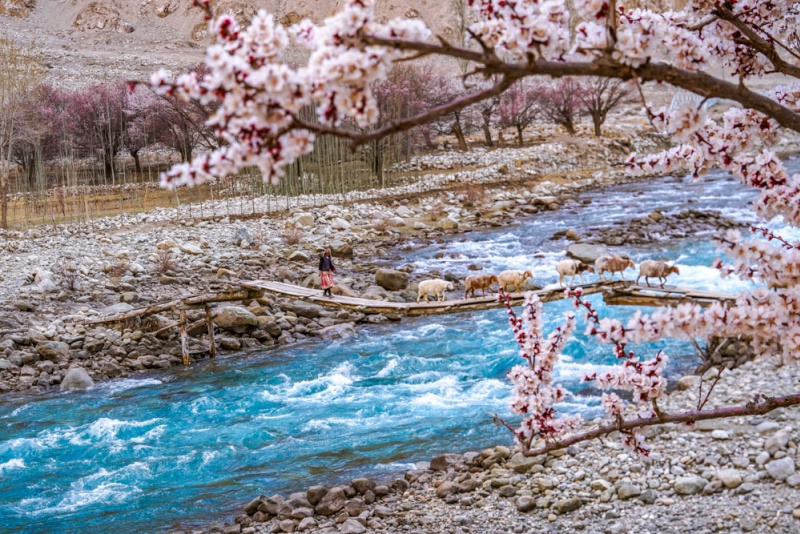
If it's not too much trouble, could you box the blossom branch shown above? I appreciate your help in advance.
[714,6,800,80]
[524,392,800,456]
[750,225,800,251]
[697,372,724,411]
[362,34,800,134]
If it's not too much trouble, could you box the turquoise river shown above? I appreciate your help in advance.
[2,161,798,533]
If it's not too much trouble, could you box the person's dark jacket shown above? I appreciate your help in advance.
[319,255,336,272]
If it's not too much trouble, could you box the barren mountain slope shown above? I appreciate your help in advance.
[0,0,461,86]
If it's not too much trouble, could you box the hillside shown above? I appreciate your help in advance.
[0,0,459,87]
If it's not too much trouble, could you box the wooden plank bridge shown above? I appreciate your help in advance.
[240,280,738,316]
[86,280,739,326]
[82,279,737,366]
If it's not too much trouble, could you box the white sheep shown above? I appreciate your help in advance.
[497,270,533,292]
[417,279,455,302]
[637,260,680,287]
[595,256,635,281]
[556,259,595,287]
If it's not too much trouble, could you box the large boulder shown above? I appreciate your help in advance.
[179,243,203,255]
[102,302,134,315]
[36,341,70,362]
[289,250,311,263]
[395,205,413,217]
[0,359,19,372]
[302,273,322,288]
[156,238,178,250]
[32,268,54,284]
[60,368,95,391]
[293,213,315,228]
[339,519,366,534]
[330,217,351,230]
[554,496,583,514]
[214,306,258,333]
[34,279,58,293]
[438,217,459,230]
[766,457,795,481]
[533,196,559,209]
[332,284,358,297]
[566,244,610,264]
[673,475,708,495]
[317,323,356,340]
[233,226,253,248]
[329,240,354,259]
[375,269,409,291]
[314,487,345,516]
[716,468,742,489]
[282,301,323,319]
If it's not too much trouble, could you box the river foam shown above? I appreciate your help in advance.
[1,170,789,533]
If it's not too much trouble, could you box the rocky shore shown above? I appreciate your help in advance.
[581,208,746,248]
[3,133,799,534]
[208,357,800,534]
[0,132,672,396]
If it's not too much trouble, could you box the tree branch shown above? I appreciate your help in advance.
[292,75,517,147]
[714,6,800,79]
[522,392,800,456]
[362,34,800,134]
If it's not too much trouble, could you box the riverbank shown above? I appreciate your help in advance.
[2,131,800,533]
[214,356,800,534]
[0,128,679,395]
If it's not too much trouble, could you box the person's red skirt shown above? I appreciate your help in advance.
[320,271,335,289]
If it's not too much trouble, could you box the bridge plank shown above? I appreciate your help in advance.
[83,280,741,326]
[242,280,630,316]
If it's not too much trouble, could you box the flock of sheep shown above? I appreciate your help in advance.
[415,256,680,303]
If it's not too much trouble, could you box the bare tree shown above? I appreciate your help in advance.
[124,86,161,174]
[151,64,220,163]
[470,78,505,147]
[578,78,633,137]
[63,82,129,182]
[497,80,542,147]
[428,74,472,152]
[368,65,433,184]
[0,34,44,228]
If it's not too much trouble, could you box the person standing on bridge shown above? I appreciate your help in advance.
[319,248,337,298]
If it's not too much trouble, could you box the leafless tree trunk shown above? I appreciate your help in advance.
[452,119,468,152]
[481,108,493,147]
[579,78,632,137]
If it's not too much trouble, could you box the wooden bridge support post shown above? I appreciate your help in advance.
[179,308,189,366]
[205,305,216,359]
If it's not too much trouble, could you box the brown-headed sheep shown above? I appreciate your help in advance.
[464,274,499,299]
[637,260,680,287]
[556,259,595,287]
[497,270,533,292]
[595,255,635,281]
[417,279,455,302]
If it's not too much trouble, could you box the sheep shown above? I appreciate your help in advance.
[556,259,595,287]
[637,260,680,287]
[497,270,533,292]
[417,279,455,302]
[595,255,635,282]
[464,274,499,299]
